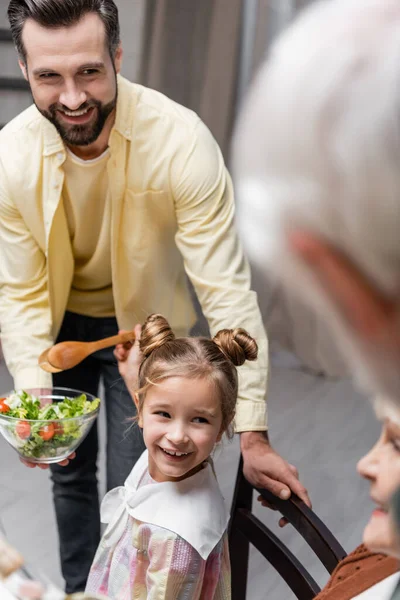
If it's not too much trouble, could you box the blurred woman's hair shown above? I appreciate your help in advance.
[233,0,400,405]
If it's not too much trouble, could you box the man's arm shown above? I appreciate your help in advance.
[0,160,53,390]
[172,120,269,431]
[171,120,311,509]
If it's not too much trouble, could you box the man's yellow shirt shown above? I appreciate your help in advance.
[0,75,269,431]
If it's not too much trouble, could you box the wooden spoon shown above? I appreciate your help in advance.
[38,330,136,373]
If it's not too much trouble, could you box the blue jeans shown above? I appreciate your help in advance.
[50,311,145,593]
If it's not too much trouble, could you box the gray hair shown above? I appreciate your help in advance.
[233,0,400,405]
[7,0,120,62]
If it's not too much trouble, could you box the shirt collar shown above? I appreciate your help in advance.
[112,74,135,141]
[100,450,230,560]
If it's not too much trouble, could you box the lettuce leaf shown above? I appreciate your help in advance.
[4,390,100,420]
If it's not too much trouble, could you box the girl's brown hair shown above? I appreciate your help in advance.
[137,314,258,437]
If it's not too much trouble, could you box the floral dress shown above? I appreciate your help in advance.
[86,451,231,600]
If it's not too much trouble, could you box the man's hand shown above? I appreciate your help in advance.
[20,452,76,470]
[240,431,311,527]
[114,324,142,394]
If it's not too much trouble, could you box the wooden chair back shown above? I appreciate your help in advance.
[229,457,347,599]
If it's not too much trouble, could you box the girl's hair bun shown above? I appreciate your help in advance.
[140,314,175,358]
[213,328,258,366]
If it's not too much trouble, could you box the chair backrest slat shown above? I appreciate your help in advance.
[256,487,347,573]
[235,508,320,600]
[229,456,347,599]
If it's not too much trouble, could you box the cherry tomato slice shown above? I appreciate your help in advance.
[16,421,31,439]
[0,398,9,413]
[39,423,55,441]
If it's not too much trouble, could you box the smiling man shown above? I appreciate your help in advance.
[21,11,119,157]
[0,0,309,593]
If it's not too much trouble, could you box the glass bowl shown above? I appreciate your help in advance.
[0,387,100,464]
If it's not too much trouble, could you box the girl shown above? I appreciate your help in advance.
[85,313,258,600]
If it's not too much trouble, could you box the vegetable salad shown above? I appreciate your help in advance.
[0,390,100,460]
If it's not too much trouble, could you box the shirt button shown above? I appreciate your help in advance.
[57,152,63,161]
[53,181,59,189]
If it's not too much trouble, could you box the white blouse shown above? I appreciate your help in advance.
[352,572,400,600]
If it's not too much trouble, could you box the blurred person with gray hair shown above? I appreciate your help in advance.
[234,0,400,596]
[234,0,400,412]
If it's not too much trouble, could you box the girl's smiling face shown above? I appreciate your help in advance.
[136,376,224,482]
[357,418,400,557]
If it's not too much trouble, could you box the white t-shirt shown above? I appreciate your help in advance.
[352,572,400,600]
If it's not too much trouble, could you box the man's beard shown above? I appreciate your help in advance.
[37,94,117,147]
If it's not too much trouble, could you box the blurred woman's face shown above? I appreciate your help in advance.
[357,419,400,557]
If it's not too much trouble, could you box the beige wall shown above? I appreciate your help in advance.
[0,0,8,27]
[118,0,145,82]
